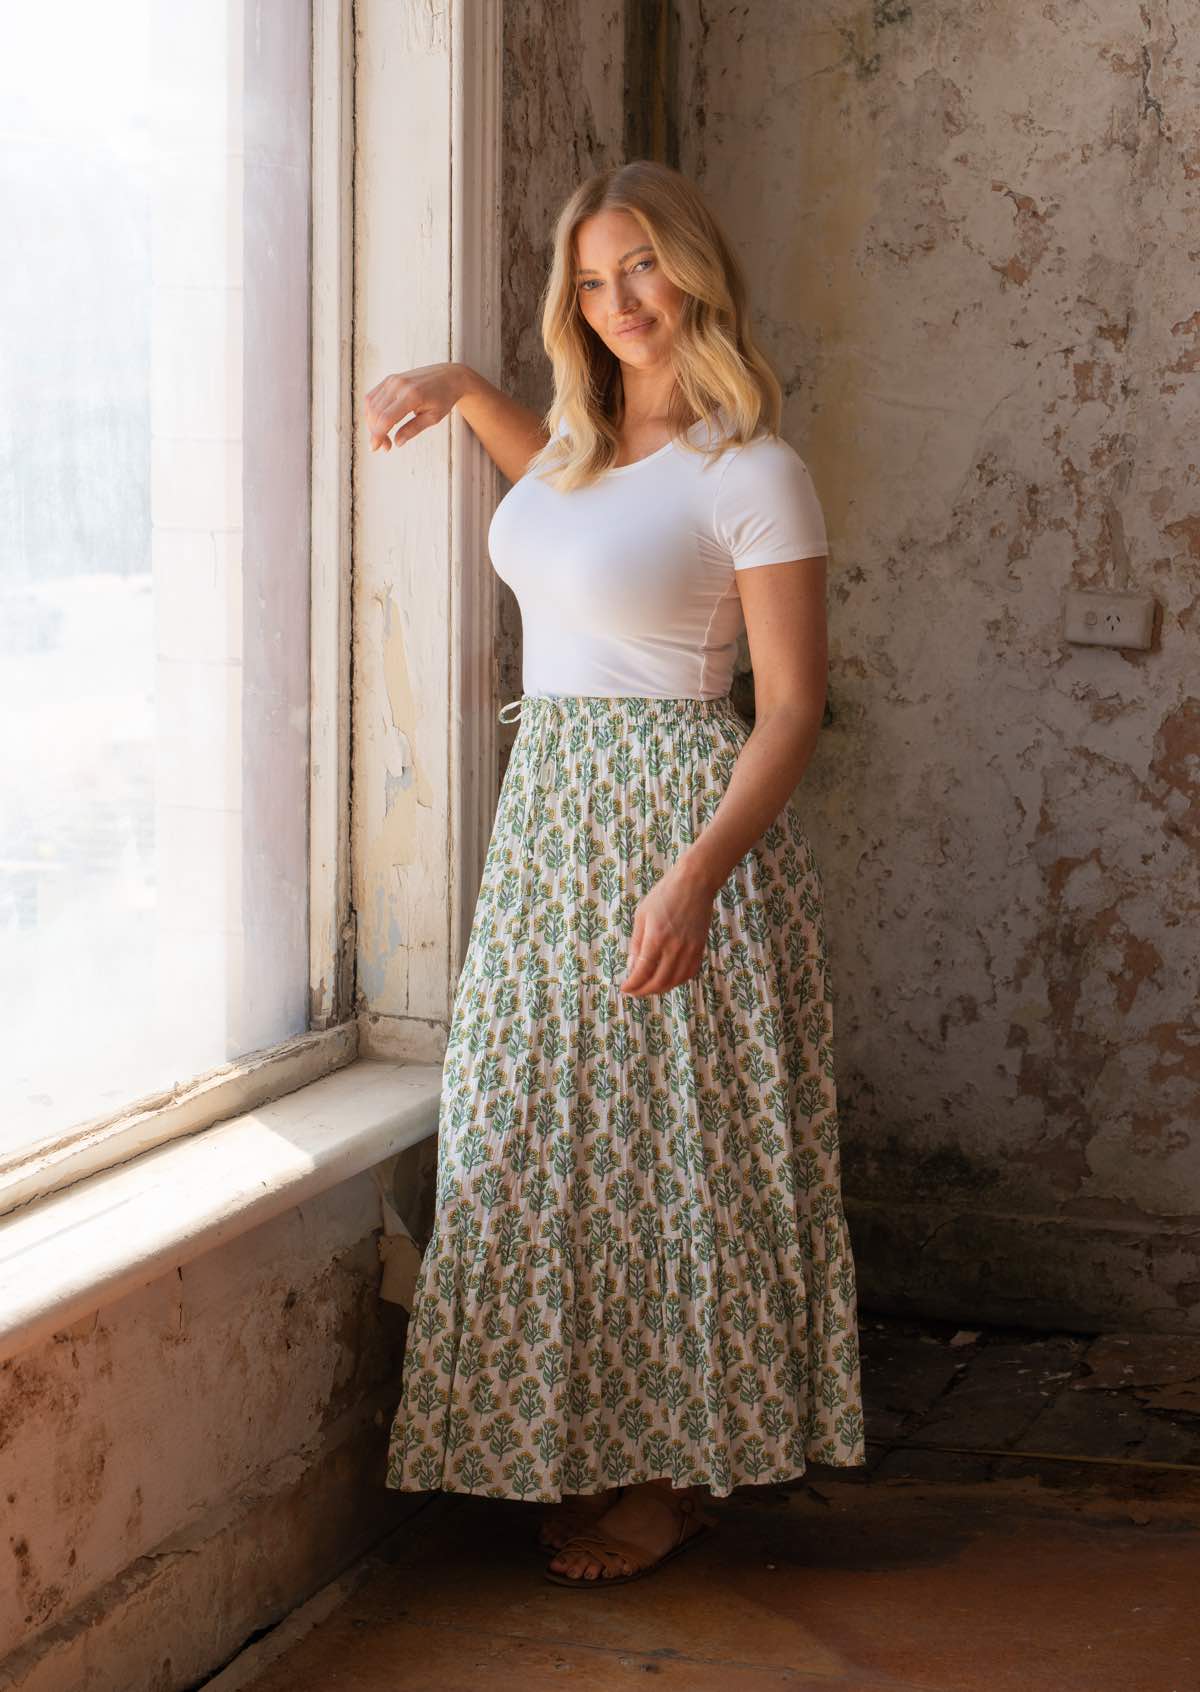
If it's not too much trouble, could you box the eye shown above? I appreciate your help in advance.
[578,257,654,293]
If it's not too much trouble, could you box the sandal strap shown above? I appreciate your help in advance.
[556,1492,703,1578]
[556,1527,655,1577]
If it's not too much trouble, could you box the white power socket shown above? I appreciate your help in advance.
[1063,588,1156,651]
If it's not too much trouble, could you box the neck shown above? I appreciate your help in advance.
[619,366,680,426]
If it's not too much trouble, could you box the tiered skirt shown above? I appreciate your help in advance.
[385,692,866,1501]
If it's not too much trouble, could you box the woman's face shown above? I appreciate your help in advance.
[573,208,684,369]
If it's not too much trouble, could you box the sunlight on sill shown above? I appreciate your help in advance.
[0,1057,442,1367]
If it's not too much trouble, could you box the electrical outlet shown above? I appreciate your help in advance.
[1063,588,1156,651]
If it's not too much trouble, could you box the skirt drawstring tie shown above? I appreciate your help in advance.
[497,696,525,724]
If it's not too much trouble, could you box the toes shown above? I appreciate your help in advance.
[550,1546,605,1580]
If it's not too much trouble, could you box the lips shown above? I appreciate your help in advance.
[615,317,654,336]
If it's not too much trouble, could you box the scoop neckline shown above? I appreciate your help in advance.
[603,414,719,476]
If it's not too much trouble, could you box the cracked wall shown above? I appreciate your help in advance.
[0,1177,410,1687]
[667,0,1199,1328]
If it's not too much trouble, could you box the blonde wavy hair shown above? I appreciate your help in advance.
[524,159,784,492]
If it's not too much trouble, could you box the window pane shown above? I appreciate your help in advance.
[0,1,312,1155]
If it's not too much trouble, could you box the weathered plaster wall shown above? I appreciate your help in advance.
[0,1176,414,1691]
[669,0,1200,1329]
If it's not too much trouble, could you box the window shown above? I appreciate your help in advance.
[0,2,317,1169]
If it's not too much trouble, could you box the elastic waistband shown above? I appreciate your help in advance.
[496,692,737,725]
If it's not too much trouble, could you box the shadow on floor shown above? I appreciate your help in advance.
[222,1314,1200,1692]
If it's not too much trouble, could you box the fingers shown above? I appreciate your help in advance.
[370,410,431,453]
[619,937,700,998]
[620,908,646,988]
[365,398,416,452]
[366,406,441,453]
[363,372,418,450]
[363,375,404,447]
[619,894,712,997]
[364,366,455,452]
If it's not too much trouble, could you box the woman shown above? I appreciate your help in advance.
[364,159,866,1589]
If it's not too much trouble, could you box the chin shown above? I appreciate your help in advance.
[614,334,658,356]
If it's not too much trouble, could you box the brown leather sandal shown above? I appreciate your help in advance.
[543,1488,715,1588]
[536,1486,624,1551]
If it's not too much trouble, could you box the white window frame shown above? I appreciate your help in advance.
[0,0,503,1222]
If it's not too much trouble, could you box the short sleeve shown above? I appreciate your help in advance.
[714,435,828,569]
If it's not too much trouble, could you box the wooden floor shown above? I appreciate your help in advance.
[231,1315,1200,1692]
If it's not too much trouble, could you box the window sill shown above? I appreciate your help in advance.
[0,1057,443,1366]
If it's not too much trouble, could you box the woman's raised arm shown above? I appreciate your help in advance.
[363,362,550,485]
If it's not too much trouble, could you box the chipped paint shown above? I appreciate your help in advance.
[0,1178,402,1671]
[372,587,434,846]
[666,0,1200,1327]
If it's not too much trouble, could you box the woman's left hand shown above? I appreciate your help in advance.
[618,858,720,998]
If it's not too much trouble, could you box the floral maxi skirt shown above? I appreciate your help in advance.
[385,692,867,1501]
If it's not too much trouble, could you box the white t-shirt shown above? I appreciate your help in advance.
[487,411,828,700]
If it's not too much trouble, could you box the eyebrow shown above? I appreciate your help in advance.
[576,245,654,276]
